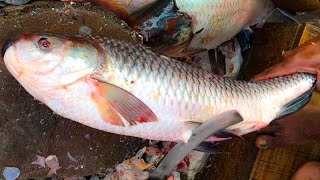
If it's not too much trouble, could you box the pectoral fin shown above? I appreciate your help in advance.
[104,83,158,125]
[90,78,158,126]
[91,89,124,127]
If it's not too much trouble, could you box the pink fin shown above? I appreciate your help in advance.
[90,83,125,127]
[103,83,158,126]
[89,75,158,126]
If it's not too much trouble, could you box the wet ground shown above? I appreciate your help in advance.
[0,1,143,179]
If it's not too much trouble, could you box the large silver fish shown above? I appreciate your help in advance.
[1,34,316,143]
[62,0,275,57]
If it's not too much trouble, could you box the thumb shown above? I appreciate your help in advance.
[255,135,284,150]
[252,63,291,81]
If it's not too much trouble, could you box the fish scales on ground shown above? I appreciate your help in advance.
[61,0,275,57]
[1,34,316,143]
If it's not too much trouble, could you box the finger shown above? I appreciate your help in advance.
[252,64,293,81]
[253,65,317,81]
[255,135,285,150]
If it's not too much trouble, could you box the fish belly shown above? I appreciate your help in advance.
[44,80,192,142]
[175,0,274,50]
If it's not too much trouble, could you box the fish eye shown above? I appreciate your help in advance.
[38,38,51,49]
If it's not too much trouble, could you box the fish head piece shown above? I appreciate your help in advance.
[2,33,102,101]
[2,34,67,75]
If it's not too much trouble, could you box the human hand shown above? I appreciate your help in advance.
[253,36,320,90]
[255,104,320,149]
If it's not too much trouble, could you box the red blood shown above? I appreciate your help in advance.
[139,116,148,123]
[146,147,162,156]
[130,80,135,84]
[164,142,177,152]
[167,175,174,180]
[232,38,236,52]
[176,156,190,172]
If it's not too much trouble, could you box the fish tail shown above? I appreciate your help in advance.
[194,130,243,154]
[194,141,220,154]
[276,77,317,120]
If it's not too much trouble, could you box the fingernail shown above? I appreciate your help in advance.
[258,138,267,148]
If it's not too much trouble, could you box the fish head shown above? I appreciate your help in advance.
[2,34,67,74]
[1,33,101,100]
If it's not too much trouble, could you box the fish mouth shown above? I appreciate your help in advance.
[1,38,16,58]
[2,45,21,78]
[1,38,15,58]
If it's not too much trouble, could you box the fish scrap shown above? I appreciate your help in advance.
[31,155,61,177]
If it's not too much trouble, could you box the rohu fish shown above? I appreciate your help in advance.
[1,34,316,145]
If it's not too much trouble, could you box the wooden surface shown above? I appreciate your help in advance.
[272,0,320,12]
[249,23,320,180]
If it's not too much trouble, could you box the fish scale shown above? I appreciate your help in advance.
[2,34,316,142]
[100,38,315,130]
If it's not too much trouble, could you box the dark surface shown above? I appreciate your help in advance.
[272,0,320,12]
[240,23,301,81]
[199,134,258,180]
[0,1,142,179]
